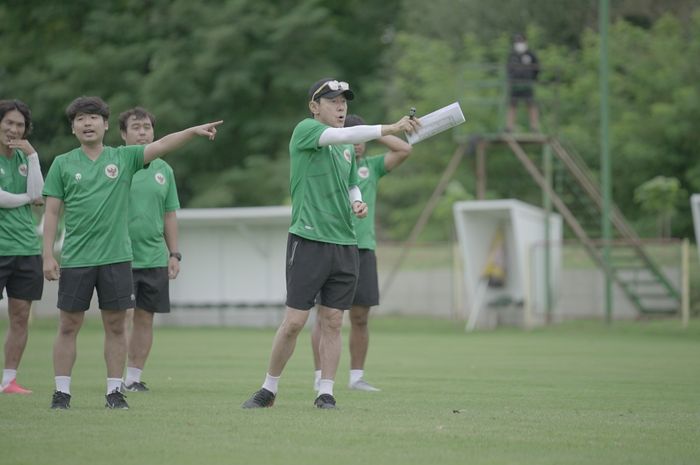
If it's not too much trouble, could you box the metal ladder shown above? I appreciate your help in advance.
[501,134,680,314]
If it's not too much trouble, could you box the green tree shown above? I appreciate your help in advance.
[2,0,699,242]
[634,176,686,238]
[384,3,700,240]
[0,0,401,207]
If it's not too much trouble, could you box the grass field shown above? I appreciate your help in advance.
[1,316,699,465]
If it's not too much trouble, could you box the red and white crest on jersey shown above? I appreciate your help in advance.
[154,172,166,185]
[343,149,352,163]
[358,166,370,179]
[18,164,28,176]
[105,164,119,179]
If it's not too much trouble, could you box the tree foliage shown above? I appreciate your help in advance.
[383,3,700,239]
[1,0,699,240]
[634,176,686,237]
[1,0,400,207]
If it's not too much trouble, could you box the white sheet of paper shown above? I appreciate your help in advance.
[406,102,466,145]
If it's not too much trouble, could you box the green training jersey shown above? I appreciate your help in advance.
[0,149,40,256]
[128,159,180,269]
[288,118,359,245]
[353,154,388,250]
[42,145,145,267]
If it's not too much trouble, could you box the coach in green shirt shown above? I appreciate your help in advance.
[311,113,412,393]
[0,99,44,395]
[242,78,420,410]
[42,96,221,410]
[120,107,181,394]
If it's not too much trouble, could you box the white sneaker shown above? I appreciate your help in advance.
[348,379,380,392]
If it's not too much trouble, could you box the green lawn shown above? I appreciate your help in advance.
[1,316,699,465]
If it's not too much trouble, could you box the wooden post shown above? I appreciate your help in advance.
[476,140,487,200]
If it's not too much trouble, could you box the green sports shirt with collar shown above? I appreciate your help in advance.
[288,118,360,245]
[42,145,145,267]
[0,149,40,255]
[128,158,180,269]
[353,153,388,250]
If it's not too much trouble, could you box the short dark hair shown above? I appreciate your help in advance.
[344,114,365,128]
[118,107,156,132]
[0,99,32,138]
[65,96,110,123]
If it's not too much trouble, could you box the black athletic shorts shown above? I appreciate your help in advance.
[353,249,379,307]
[132,267,170,313]
[0,255,43,301]
[285,233,359,311]
[509,85,535,104]
[58,261,135,312]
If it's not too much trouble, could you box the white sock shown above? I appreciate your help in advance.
[350,369,364,385]
[55,376,71,395]
[107,378,123,394]
[125,367,142,385]
[262,373,280,394]
[318,379,334,396]
[2,369,17,387]
[314,370,322,389]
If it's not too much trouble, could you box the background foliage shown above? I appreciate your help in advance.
[1,0,698,240]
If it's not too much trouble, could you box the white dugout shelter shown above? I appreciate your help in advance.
[453,199,563,330]
[12,206,292,324]
[161,206,291,326]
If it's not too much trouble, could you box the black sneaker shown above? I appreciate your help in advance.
[123,381,149,392]
[314,393,337,409]
[105,389,129,409]
[241,388,275,408]
[50,391,71,409]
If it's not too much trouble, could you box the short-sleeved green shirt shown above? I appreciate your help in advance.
[128,159,180,269]
[353,154,388,250]
[288,118,359,245]
[42,145,145,267]
[0,149,40,256]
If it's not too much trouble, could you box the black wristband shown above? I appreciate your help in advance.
[169,252,182,261]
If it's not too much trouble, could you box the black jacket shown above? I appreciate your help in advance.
[507,50,539,84]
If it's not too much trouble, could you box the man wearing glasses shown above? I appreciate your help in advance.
[242,78,419,409]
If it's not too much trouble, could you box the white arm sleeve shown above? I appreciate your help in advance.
[25,153,44,200]
[0,189,31,208]
[348,185,363,204]
[318,125,382,146]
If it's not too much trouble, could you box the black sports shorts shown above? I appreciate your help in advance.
[285,234,359,310]
[58,262,135,312]
[0,255,43,301]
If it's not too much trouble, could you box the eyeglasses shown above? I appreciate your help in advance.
[310,80,350,101]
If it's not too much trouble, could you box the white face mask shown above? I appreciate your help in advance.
[514,42,528,53]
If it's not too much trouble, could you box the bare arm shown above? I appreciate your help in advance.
[164,211,180,279]
[42,196,63,280]
[143,120,223,164]
[379,135,413,172]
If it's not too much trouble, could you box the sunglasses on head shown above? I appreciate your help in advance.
[311,80,350,101]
